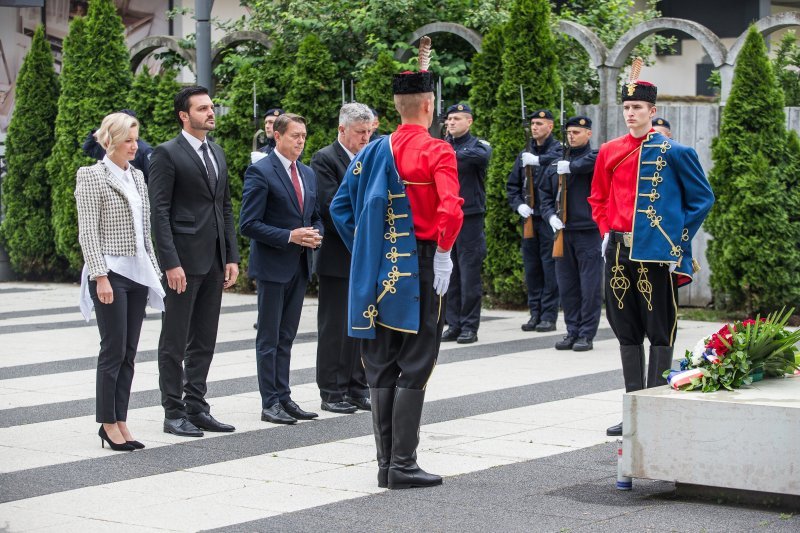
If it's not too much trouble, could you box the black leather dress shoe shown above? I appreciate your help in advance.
[606,422,623,436]
[188,412,235,432]
[261,403,297,425]
[456,331,478,344]
[441,327,461,342]
[535,320,556,332]
[281,399,319,420]
[346,395,372,411]
[163,417,204,437]
[572,337,593,351]
[555,335,576,350]
[521,315,540,331]
[321,401,358,414]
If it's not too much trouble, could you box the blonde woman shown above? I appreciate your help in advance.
[76,112,165,451]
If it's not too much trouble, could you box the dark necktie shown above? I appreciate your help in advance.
[290,161,304,213]
[200,143,218,191]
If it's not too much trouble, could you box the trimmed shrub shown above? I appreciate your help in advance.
[357,50,400,132]
[0,26,63,278]
[468,24,504,139]
[127,68,181,145]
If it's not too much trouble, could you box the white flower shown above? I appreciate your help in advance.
[690,339,706,366]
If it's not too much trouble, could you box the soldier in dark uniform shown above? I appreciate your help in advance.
[540,116,601,352]
[259,108,284,155]
[441,103,492,344]
[588,73,714,437]
[369,108,382,143]
[507,110,562,332]
[652,117,671,138]
[331,36,464,489]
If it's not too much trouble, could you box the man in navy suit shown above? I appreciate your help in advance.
[240,113,324,424]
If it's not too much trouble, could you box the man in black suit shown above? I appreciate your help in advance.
[311,103,373,415]
[149,86,240,437]
[240,113,324,425]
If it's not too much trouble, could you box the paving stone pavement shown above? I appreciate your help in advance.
[0,282,797,532]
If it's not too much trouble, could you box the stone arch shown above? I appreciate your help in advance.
[607,17,727,69]
[211,30,272,71]
[394,22,482,62]
[130,36,196,73]
[728,12,800,66]
[556,20,607,68]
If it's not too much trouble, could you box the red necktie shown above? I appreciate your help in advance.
[290,161,304,213]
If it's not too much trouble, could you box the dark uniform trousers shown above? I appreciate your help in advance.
[317,274,368,402]
[604,238,678,347]
[522,218,559,322]
[255,254,309,409]
[159,250,225,419]
[361,241,445,389]
[445,214,486,334]
[90,271,148,423]
[556,229,602,340]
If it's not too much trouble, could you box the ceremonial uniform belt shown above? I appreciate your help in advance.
[610,230,633,248]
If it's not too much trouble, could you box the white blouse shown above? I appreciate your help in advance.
[79,157,165,321]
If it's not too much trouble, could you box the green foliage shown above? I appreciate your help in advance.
[484,0,560,306]
[283,34,339,162]
[468,24,504,138]
[772,31,800,107]
[47,16,93,274]
[554,0,671,105]
[0,26,63,278]
[127,68,181,145]
[706,26,800,313]
[48,0,133,272]
[357,50,400,131]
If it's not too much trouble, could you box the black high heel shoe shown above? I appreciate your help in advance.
[99,426,135,451]
[126,440,145,449]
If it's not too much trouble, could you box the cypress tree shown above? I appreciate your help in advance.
[484,0,561,305]
[468,24,504,139]
[47,16,92,273]
[357,51,401,131]
[0,26,63,278]
[48,0,133,272]
[706,25,800,313]
[126,69,159,139]
[282,34,338,162]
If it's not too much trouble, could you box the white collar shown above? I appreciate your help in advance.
[181,129,206,151]
[102,155,131,181]
[337,140,356,161]
[273,148,296,174]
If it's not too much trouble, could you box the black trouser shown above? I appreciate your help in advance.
[361,241,445,389]
[90,271,148,423]
[256,257,308,408]
[521,218,559,321]
[316,274,368,402]
[555,229,602,339]
[158,253,224,419]
[604,237,678,347]
[445,214,486,334]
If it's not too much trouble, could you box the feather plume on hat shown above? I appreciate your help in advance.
[418,36,432,72]
[621,56,657,103]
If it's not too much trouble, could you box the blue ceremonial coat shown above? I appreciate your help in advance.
[630,131,714,284]
[330,136,421,339]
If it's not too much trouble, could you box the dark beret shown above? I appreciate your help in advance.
[265,108,284,118]
[528,109,554,120]
[446,103,472,117]
[565,116,592,129]
[652,117,671,129]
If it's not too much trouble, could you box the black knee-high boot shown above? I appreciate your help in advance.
[370,387,394,488]
[607,345,645,437]
[647,346,674,388]
[387,387,442,490]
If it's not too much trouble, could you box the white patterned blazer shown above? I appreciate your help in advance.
[75,161,160,280]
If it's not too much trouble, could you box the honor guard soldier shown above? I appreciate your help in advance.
[588,61,714,437]
[331,36,463,490]
[540,116,601,351]
[507,109,562,332]
[259,108,284,155]
[441,103,492,344]
[652,117,672,138]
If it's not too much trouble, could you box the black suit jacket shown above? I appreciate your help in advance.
[240,150,323,283]
[148,133,239,275]
[310,140,352,279]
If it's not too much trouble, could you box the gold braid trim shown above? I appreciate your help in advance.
[609,243,630,309]
[636,263,653,311]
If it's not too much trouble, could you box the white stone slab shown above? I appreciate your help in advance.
[622,375,800,496]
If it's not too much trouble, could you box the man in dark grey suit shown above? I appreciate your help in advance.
[149,86,240,437]
[240,113,324,425]
[311,103,373,415]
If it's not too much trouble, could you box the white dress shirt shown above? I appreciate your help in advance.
[338,140,356,162]
[181,129,219,177]
[79,157,165,321]
[273,148,305,202]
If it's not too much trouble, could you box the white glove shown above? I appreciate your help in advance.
[556,160,571,174]
[521,152,539,167]
[601,233,609,262]
[548,215,564,233]
[517,204,534,218]
[250,151,267,164]
[669,263,677,273]
[433,250,453,296]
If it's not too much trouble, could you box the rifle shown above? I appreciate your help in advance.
[553,87,570,258]
[521,85,535,239]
